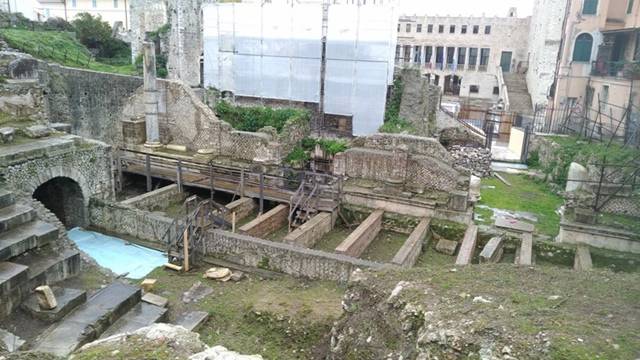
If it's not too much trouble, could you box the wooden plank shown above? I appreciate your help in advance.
[479,236,504,263]
[164,263,183,271]
[455,224,478,266]
[494,173,512,186]
[391,217,431,268]
[516,232,533,266]
[335,210,384,258]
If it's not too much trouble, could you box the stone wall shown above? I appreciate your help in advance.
[120,184,179,209]
[398,68,440,136]
[167,0,202,87]
[204,229,383,282]
[128,0,169,62]
[42,64,143,143]
[239,204,288,238]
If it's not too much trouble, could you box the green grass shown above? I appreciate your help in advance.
[142,267,344,359]
[477,173,563,237]
[598,212,640,238]
[0,29,136,75]
[214,100,309,133]
[360,230,407,263]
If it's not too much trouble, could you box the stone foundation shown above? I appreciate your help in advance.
[283,212,333,248]
[391,217,430,267]
[558,221,640,254]
[336,210,384,257]
[239,204,288,238]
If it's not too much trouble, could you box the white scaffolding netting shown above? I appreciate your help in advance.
[203,1,398,135]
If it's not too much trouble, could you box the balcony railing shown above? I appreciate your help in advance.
[478,64,488,72]
[591,60,640,79]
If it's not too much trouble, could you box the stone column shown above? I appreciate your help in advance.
[143,42,161,148]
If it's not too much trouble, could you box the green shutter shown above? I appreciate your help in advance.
[628,0,635,14]
[583,0,598,15]
[573,34,593,62]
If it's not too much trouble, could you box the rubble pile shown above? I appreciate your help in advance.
[448,145,492,178]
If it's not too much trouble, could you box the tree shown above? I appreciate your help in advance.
[72,12,130,59]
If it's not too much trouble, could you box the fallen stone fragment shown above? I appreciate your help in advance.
[204,267,232,282]
[35,285,58,310]
[0,328,25,352]
[0,127,15,143]
[182,281,213,304]
[49,122,72,133]
[142,292,169,308]
[23,125,51,138]
[141,278,157,293]
[230,271,244,282]
[435,238,458,256]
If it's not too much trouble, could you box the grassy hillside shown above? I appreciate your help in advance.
[0,29,137,75]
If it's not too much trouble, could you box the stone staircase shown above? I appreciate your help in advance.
[503,73,533,116]
[0,189,80,318]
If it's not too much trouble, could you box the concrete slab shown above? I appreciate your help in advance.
[174,311,209,332]
[142,292,168,308]
[495,216,534,233]
[335,210,384,258]
[455,225,478,266]
[479,236,505,263]
[0,190,15,208]
[391,217,431,267]
[516,232,533,266]
[22,287,87,322]
[34,282,140,356]
[99,303,167,339]
[239,204,288,238]
[0,221,58,261]
[574,245,593,271]
[0,262,29,296]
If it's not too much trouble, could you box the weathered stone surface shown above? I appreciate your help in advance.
[495,216,535,233]
[22,287,87,322]
[448,145,492,178]
[283,212,333,248]
[99,302,168,339]
[23,125,51,138]
[566,162,588,192]
[204,267,232,282]
[142,292,169,308]
[336,210,384,258]
[141,278,157,293]
[516,232,533,266]
[175,311,209,332]
[182,281,213,304]
[574,207,596,225]
[574,245,593,271]
[479,236,505,263]
[435,238,458,256]
[35,285,58,310]
[398,68,440,136]
[8,57,38,79]
[49,122,72,133]
[239,204,288,238]
[469,175,481,201]
[455,225,478,266]
[0,127,15,143]
[391,217,431,267]
[0,328,25,352]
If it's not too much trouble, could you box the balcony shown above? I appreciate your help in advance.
[591,60,640,80]
[478,64,488,72]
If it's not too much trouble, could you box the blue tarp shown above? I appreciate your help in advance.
[68,228,166,279]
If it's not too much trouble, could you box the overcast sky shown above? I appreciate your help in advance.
[397,0,535,17]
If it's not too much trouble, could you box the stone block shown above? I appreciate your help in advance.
[239,204,288,238]
[23,125,51,139]
[122,118,146,145]
[336,210,384,258]
[224,197,257,224]
[479,236,505,263]
[283,212,333,248]
[35,285,58,310]
[435,238,458,256]
[516,232,533,266]
[495,216,535,233]
[0,328,24,352]
[449,191,469,211]
[574,245,593,271]
[175,311,209,332]
[391,218,431,267]
[141,278,157,293]
[566,162,587,192]
[0,127,15,143]
[22,287,87,322]
[142,292,168,308]
[49,122,72,134]
[455,225,478,266]
[574,207,596,225]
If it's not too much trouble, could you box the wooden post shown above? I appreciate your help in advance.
[183,227,190,272]
[232,212,236,233]
[177,160,183,193]
[145,154,152,192]
[259,172,265,215]
[240,169,245,197]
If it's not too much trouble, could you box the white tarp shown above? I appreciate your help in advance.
[203,1,398,135]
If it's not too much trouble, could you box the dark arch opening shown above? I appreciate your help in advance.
[33,177,85,228]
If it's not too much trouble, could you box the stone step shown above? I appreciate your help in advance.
[175,311,209,332]
[22,287,87,322]
[34,282,141,357]
[0,221,59,261]
[0,262,29,317]
[0,190,15,209]
[0,204,36,234]
[99,302,168,339]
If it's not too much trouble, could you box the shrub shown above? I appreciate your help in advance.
[214,101,309,133]
[72,13,130,59]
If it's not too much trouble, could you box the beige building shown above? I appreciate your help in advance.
[553,0,640,135]
[396,9,530,106]
[34,0,129,28]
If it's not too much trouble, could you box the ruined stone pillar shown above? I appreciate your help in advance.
[143,41,161,148]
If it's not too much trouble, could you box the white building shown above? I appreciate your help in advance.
[202,0,399,135]
[34,0,129,28]
[1,0,37,20]
[396,9,530,106]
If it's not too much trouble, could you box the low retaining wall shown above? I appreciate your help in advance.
[558,221,640,254]
[336,210,384,257]
[391,218,431,267]
[88,199,176,245]
[283,212,332,248]
[204,229,382,282]
[239,204,288,238]
[120,184,179,209]
[224,197,256,223]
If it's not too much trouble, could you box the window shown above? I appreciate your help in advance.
[480,48,490,65]
[417,24,422,33]
[470,85,480,94]
[461,25,467,34]
[485,25,491,34]
[493,86,500,95]
[114,0,118,7]
[572,33,593,62]
[397,24,401,32]
[406,24,411,32]
[71,0,77,6]
[395,45,401,61]
[450,25,455,33]
[582,0,598,15]
[414,45,422,63]
[602,85,609,104]
[438,25,444,33]
[92,0,97,8]
[473,25,479,34]
[457,47,466,64]
[469,48,478,65]
[427,24,433,33]
[425,46,433,63]
[628,0,635,14]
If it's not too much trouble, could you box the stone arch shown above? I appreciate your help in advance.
[26,166,93,228]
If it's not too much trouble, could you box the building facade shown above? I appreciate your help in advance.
[395,10,530,104]
[34,0,129,28]
[554,0,639,135]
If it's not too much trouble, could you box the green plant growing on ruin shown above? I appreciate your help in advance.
[214,101,310,133]
[379,76,415,134]
[317,138,349,155]
[284,146,310,167]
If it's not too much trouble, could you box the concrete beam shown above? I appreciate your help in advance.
[455,224,478,266]
[224,197,256,224]
[574,245,593,271]
[283,212,333,248]
[335,210,384,258]
[391,217,431,268]
[516,232,533,266]
[479,235,504,264]
[239,204,288,238]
